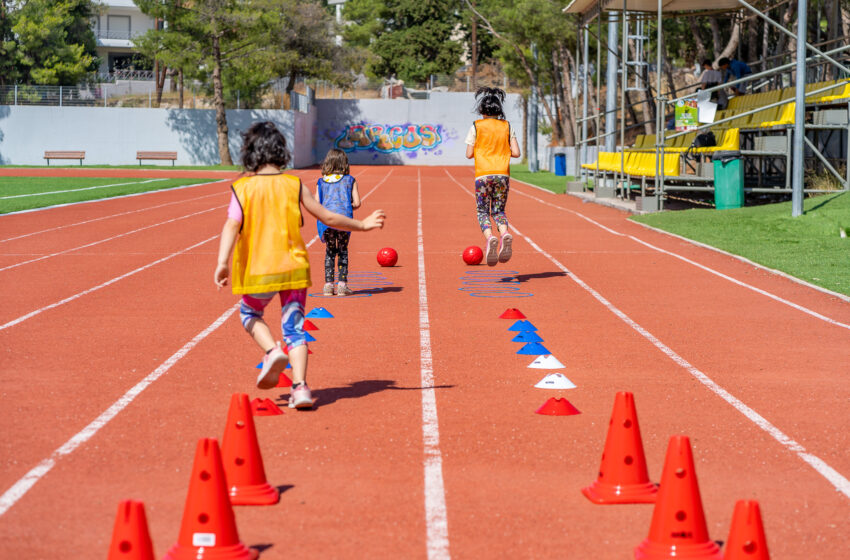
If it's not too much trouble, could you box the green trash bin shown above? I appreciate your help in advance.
[712,150,744,209]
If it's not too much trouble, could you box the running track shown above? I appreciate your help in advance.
[0,166,847,559]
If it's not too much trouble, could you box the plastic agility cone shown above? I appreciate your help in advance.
[164,438,255,560]
[508,320,538,332]
[250,398,283,416]
[535,397,581,416]
[108,500,155,560]
[634,435,722,560]
[302,319,319,331]
[582,392,658,504]
[305,307,333,318]
[221,394,279,505]
[512,331,543,343]
[723,500,770,560]
[499,308,526,319]
[275,372,293,388]
[534,373,577,390]
[517,342,551,355]
[304,332,317,342]
[528,355,566,369]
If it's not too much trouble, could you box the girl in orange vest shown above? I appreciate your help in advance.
[215,122,385,408]
[465,87,521,266]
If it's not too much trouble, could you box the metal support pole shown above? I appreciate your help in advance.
[59,86,63,107]
[581,25,589,180]
[791,0,807,217]
[620,6,628,197]
[655,0,663,207]
[529,43,539,173]
[14,84,17,105]
[605,11,618,153]
[104,84,107,108]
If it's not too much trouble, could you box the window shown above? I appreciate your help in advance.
[107,15,131,40]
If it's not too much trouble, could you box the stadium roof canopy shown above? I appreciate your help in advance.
[564,0,742,14]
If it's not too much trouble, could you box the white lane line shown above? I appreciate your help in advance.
[0,236,217,332]
[0,206,223,273]
[0,178,169,199]
[0,190,227,244]
[0,305,239,517]
[418,169,451,559]
[444,169,850,499]
[505,177,850,331]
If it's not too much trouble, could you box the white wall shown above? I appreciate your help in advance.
[0,105,315,167]
[315,92,523,166]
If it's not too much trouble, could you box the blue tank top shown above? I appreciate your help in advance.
[316,174,354,242]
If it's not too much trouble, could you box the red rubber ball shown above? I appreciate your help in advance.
[377,247,398,267]
[462,245,484,265]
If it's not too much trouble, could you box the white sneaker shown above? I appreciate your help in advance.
[485,235,499,266]
[257,345,288,390]
[289,383,314,409]
[498,233,513,263]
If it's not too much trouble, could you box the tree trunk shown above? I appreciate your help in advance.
[687,17,707,64]
[470,2,477,89]
[211,33,233,165]
[709,17,722,56]
[154,61,167,107]
[746,17,759,63]
[562,45,578,146]
[717,20,741,61]
[284,68,297,110]
[521,94,528,162]
[178,69,184,109]
[775,2,796,65]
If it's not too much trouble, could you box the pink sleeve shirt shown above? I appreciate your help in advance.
[227,192,243,223]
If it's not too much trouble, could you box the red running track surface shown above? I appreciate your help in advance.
[0,165,848,559]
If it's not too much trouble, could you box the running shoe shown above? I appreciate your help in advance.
[498,233,513,263]
[323,282,335,296]
[336,282,353,296]
[257,345,288,390]
[289,383,314,409]
[485,235,499,266]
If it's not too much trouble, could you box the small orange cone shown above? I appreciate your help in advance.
[499,308,526,319]
[251,397,283,416]
[302,319,319,331]
[723,500,770,560]
[107,500,154,560]
[535,397,581,416]
[634,435,721,559]
[582,391,657,504]
[163,438,255,560]
[221,393,279,505]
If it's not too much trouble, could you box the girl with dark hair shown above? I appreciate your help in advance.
[465,87,521,265]
[316,148,361,296]
[215,121,385,408]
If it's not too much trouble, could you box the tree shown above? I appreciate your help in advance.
[0,0,19,86]
[11,0,99,85]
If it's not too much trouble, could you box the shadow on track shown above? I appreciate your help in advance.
[498,271,568,283]
[275,379,454,410]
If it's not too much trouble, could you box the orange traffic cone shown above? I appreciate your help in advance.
[634,435,721,559]
[107,500,154,560]
[723,500,770,560]
[582,391,657,504]
[163,438,255,560]
[221,393,279,505]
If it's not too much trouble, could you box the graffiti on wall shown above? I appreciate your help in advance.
[334,124,443,154]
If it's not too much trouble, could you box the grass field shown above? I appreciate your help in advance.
[0,176,222,214]
[632,191,850,296]
[511,163,571,194]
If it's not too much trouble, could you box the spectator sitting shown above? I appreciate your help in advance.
[697,59,728,110]
[718,57,753,96]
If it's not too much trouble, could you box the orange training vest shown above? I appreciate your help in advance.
[231,174,311,294]
[473,118,511,178]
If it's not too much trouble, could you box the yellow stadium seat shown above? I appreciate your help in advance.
[760,102,795,127]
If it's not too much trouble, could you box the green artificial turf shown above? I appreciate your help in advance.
[510,163,571,194]
[0,176,222,214]
[631,191,850,296]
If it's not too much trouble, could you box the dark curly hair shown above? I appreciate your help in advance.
[474,86,506,119]
[240,121,291,172]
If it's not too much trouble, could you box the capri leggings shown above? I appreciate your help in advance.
[239,288,307,350]
[323,229,350,283]
[475,174,510,232]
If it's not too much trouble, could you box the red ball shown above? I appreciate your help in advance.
[377,247,398,267]
[462,245,484,265]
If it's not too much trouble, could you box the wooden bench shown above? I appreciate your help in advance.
[136,151,177,166]
[44,151,85,165]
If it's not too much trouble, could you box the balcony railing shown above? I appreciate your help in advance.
[95,29,145,41]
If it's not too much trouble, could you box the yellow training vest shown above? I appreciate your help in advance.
[473,118,511,178]
[231,174,311,294]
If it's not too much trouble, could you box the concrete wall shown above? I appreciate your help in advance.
[315,92,523,166]
[0,105,316,167]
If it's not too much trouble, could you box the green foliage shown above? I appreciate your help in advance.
[344,0,462,83]
[6,0,99,85]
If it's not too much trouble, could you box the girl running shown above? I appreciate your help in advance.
[214,122,385,408]
[316,149,361,296]
[465,87,521,266]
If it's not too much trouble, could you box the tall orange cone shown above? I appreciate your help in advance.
[221,393,279,505]
[107,500,154,560]
[723,500,770,560]
[582,391,657,504]
[163,438,255,560]
[634,435,721,559]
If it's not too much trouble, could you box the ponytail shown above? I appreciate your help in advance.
[474,86,506,119]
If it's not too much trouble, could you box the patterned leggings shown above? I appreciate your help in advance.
[323,229,350,283]
[475,175,510,232]
[239,289,307,351]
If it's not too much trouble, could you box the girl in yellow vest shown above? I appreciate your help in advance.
[465,87,521,266]
[215,122,385,408]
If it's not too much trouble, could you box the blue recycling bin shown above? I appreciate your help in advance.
[554,153,566,176]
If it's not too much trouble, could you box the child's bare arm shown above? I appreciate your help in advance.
[465,144,474,159]
[301,183,384,231]
[351,180,361,209]
[214,218,241,289]
[510,137,521,158]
